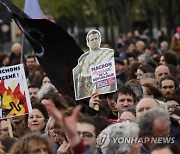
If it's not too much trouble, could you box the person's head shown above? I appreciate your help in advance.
[11,115,26,124]
[77,117,97,150]
[150,143,180,154]
[138,54,152,65]
[127,43,135,53]
[159,55,166,65]
[46,118,65,145]
[140,73,157,86]
[136,64,154,80]
[126,53,136,66]
[142,84,163,100]
[0,53,9,66]
[40,92,68,110]
[159,75,178,98]
[86,30,101,50]
[138,109,171,148]
[10,133,55,154]
[136,98,160,119]
[98,121,141,154]
[160,52,177,66]
[136,40,145,52]
[0,136,17,153]
[0,120,8,136]
[165,96,180,115]
[126,83,143,102]
[114,85,136,113]
[92,116,110,135]
[127,62,141,80]
[155,65,170,83]
[32,65,44,76]
[28,103,49,133]
[172,108,180,123]
[106,92,118,113]
[120,107,136,122]
[149,39,158,49]
[114,57,124,73]
[41,75,51,86]
[160,41,169,52]
[28,85,40,103]
[25,55,37,70]
[11,43,22,56]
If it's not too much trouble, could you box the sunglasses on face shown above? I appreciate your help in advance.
[77,131,95,138]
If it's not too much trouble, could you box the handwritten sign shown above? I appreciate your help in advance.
[0,64,32,119]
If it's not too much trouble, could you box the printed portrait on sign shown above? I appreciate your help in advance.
[73,30,117,100]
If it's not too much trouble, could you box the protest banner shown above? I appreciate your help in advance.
[73,30,117,100]
[0,64,32,119]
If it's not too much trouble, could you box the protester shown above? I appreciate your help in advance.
[28,84,40,103]
[27,103,49,133]
[138,108,171,154]
[150,143,180,154]
[10,133,55,154]
[159,75,179,98]
[114,85,136,118]
[98,121,141,154]
[1,3,180,152]
[155,65,170,84]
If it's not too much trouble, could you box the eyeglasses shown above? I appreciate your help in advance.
[167,104,179,109]
[77,131,95,138]
[162,86,175,89]
[0,127,8,132]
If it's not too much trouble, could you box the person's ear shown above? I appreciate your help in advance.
[87,41,90,48]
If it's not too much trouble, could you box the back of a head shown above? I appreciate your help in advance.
[137,108,170,136]
[0,136,17,153]
[10,133,55,154]
[99,121,139,154]
[150,143,180,154]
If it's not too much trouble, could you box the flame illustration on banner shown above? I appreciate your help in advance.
[0,80,28,118]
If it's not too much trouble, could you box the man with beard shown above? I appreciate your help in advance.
[159,75,179,98]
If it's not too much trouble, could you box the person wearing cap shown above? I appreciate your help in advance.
[171,26,180,67]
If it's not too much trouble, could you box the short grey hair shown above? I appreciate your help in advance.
[137,108,170,136]
[140,73,157,85]
[140,73,155,80]
[138,54,153,63]
[37,83,58,99]
[99,121,139,154]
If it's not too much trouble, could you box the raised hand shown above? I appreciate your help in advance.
[89,93,101,111]
[44,102,82,147]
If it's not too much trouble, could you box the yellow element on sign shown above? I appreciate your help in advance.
[2,91,25,116]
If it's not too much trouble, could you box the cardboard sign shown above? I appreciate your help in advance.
[0,64,32,119]
[73,30,117,100]
[91,61,116,89]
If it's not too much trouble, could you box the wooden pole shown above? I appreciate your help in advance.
[7,118,13,138]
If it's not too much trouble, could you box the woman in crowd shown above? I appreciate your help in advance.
[136,64,154,80]
[40,92,68,111]
[27,103,49,133]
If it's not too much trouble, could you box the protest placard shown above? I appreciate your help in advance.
[0,64,32,119]
[73,30,117,100]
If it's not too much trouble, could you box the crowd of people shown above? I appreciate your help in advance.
[0,27,180,154]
